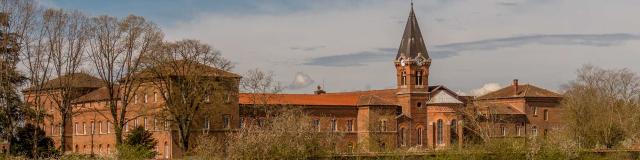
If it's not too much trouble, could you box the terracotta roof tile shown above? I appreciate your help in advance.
[134,60,240,80]
[239,89,398,106]
[479,103,524,115]
[23,73,105,92]
[72,86,120,103]
[476,84,561,100]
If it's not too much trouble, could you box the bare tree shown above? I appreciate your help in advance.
[39,9,90,152]
[87,14,163,145]
[240,69,283,119]
[562,64,640,149]
[143,39,234,152]
[4,0,56,157]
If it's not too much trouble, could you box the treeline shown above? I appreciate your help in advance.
[0,0,234,159]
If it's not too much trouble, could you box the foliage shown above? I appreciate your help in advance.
[116,144,157,160]
[8,124,57,158]
[561,65,640,149]
[191,109,340,159]
[123,126,157,158]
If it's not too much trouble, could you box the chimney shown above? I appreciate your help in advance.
[512,79,519,95]
[314,85,326,95]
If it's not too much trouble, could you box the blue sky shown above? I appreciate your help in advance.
[41,0,640,95]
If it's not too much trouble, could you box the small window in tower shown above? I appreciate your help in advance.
[417,102,422,108]
[401,71,407,85]
[415,70,423,85]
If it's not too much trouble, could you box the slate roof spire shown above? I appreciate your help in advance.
[396,3,430,60]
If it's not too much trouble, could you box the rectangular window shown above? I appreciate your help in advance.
[517,125,522,136]
[223,115,230,129]
[501,125,506,137]
[99,121,103,134]
[144,118,148,129]
[51,124,54,136]
[125,122,129,132]
[346,120,353,132]
[83,122,87,135]
[91,121,95,134]
[153,118,158,131]
[533,106,538,116]
[239,117,244,128]
[107,122,111,133]
[154,92,158,102]
[134,95,138,104]
[144,94,148,103]
[164,121,171,131]
[380,120,387,132]
[331,119,337,132]
[59,124,62,135]
[203,117,210,130]
[75,123,78,135]
[544,109,549,121]
[313,119,320,132]
[205,94,210,103]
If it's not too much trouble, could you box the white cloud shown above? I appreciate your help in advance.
[288,72,315,90]
[161,0,640,93]
[470,83,502,96]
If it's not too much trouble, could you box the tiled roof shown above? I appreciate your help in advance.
[133,60,241,80]
[239,89,398,106]
[357,95,396,106]
[479,103,524,115]
[72,86,120,103]
[23,73,105,92]
[476,84,562,100]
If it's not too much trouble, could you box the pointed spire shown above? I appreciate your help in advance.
[396,3,430,61]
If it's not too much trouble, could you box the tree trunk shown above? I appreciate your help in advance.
[115,124,123,145]
[60,112,68,152]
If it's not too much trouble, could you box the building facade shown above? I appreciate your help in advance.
[20,5,563,159]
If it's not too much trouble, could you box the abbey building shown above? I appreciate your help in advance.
[19,5,563,159]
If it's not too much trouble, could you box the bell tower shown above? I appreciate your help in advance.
[395,3,431,117]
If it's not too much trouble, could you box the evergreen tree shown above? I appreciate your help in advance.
[0,11,28,155]
[122,126,158,158]
[9,124,57,158]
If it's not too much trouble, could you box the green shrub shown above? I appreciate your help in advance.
[116,144,156,160]
[9,124,58,159]
[119,126,157,159]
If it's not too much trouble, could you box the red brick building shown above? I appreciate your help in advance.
[19,5,564,158]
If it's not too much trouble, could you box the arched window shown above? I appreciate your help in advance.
[164,142,170,159]
[417,127,424,146]
[415,70,423,85]
[437,119,443,145]
[75,145,79,152]
[401,71,407,85]
[451,119,458,145]
[399,127,406,146]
